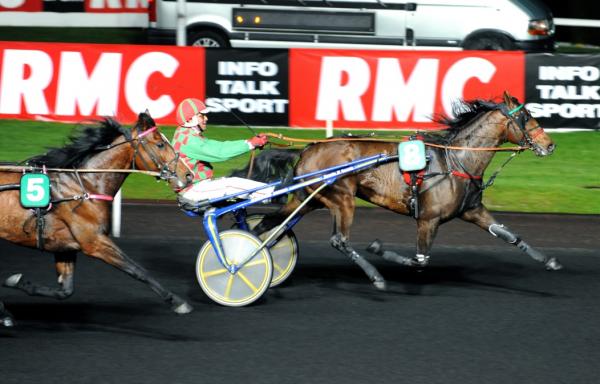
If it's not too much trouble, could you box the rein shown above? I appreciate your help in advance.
[0,165,161,176]
[263,133,529,152]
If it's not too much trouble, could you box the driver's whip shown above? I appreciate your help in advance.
[209,99,259,137]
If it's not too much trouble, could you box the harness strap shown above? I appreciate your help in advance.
[402,170,425,186]
[451,170,482,180]
[87,194,114,201]
[52,193,114,204]
[35,208,45,250]
[0,183,20,192]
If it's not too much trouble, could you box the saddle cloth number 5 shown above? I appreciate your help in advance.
[20,173,51,208]
[398,140,426,172]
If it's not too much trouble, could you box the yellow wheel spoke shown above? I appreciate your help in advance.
[271,242,286,250]
[237,271,258,293]
[245,258,267,268]
[202,267,229,278]
[224,274,234,299]
[273,261,284,274]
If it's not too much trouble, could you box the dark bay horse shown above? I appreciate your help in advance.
[255,92,561,290]
[0,112,193,327]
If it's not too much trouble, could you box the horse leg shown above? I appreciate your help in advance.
[461,205,562,270]
[366,218,440,268]
[4,251,77,300]
[78,235,193,314]
[327,193,387,290]
[0,301,15,327]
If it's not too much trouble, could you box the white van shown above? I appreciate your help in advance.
[147,0,555,51]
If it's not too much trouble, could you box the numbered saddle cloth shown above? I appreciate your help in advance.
[398,140,426,172]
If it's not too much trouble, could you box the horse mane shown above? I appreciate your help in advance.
[230,148,301,184]
[26,117,131,168]
[422,99,501,144]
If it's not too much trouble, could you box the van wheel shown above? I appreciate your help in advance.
[463,34,514,51]
[188,31,229,48]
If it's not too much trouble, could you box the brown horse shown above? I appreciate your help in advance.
[0,112,193,327]
[254,92,561,290]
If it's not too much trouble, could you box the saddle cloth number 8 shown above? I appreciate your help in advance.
[398,140,426,172]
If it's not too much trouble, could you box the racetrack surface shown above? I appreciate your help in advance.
[1,203,599,384]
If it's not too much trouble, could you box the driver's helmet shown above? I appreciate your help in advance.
[176,98,209,127]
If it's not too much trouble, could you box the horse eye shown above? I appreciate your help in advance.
[157,142,165,149]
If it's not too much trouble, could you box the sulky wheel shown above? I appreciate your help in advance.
[234,214,298,287]
[196,229,273,307]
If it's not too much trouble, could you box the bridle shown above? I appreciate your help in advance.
[499,103,546,152]
[130,127,183,183]
[98,126,183,184]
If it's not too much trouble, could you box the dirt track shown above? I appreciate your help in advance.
[1,203,599,384]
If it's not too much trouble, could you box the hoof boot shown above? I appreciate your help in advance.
[366,239,383,256]
[545,257,563,271]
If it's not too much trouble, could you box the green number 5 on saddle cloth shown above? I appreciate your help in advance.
[20,173,50,208]
[398,140,426,172]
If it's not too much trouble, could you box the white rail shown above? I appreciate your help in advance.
[555,18,600,28]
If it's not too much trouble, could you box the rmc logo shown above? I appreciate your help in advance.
[290,50,524,129]
[0,42,204,123]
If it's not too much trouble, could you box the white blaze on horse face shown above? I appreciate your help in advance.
[0,49,52,114]
[372,58,438,122]
[441,58,496,117]
[125,52,177,118]
[316,57,370,121]
[55,52,122,116]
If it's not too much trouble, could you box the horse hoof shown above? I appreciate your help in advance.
[412,255,430,268]
[373,280,387,291]
[173,302,194,315]
[545,258,563,271]
[4,273,23,288]
[366,239,383,255]
[1,317,15,327]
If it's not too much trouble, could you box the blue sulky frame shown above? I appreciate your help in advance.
[188,153,398,275]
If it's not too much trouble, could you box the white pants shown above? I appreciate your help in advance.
[180,177,274,202]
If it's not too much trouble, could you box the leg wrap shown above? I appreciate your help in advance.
[331,234,386,289]
[367,239,420,266]
[488,224,519,244]
[489,224,548,263]
[15,275,74,299]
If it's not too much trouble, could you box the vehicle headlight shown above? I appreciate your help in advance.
[528,19,554,36]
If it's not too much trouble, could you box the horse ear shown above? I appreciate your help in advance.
[503,90,512,106]
[136,110,155,131]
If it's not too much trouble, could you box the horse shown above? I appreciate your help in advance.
[252,91,561,290]
[0,112,193,327]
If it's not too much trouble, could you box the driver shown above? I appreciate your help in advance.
[172,98,273,205]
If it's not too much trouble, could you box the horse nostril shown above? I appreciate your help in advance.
[186,173,193,183]
[548,143,556,153]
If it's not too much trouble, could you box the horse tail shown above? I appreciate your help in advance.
[230,148,301,184]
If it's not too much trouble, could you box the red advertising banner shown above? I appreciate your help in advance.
[289,49,525,129]
[0,0,42,12]
[0,41,205,124]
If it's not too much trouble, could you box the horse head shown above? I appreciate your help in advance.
[131,110,192,190]
[502,91,555,157]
